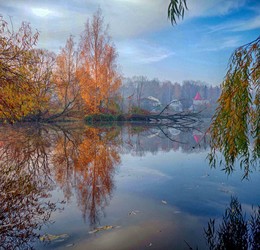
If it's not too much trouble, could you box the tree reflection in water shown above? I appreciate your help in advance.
[124,123,210,156]
[0,124,122,248]
[0,125,58,249]
[52,126,122,225]
[205,197,260,250]
[3,122,256,249]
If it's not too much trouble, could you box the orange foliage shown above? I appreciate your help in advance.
[0,17,54,122]
[0,11,122,122]
[0,18,38,122]
[53,36,82,116]
[77,9,121,114]
[52,126,121,224]
[73,127,121,223]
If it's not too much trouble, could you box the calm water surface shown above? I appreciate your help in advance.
[0,122,259,249]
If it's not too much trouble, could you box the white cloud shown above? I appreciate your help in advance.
[209,15,260,33]
[232,15,260,31]
[201,36,241,51]
[186,0,246,18]
[103,0,169,39]
[31,8,54,17]
[0,0,252,52]
[118,40,174,64]
[0,0,258,85]
[0,0,169,50]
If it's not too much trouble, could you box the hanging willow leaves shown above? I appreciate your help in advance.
[166,1,259,176]
[168,0,188,25]
[209,36,260,178]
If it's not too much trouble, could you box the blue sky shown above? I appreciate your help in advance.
[1,0,259,86]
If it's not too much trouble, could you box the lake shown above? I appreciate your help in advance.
[0,122,259,249]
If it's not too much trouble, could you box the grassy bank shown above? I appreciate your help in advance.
[85,114,127,124]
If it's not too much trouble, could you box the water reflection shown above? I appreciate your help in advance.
[205,197,260,250]
[0,124,125,247]
[52,126,121,224]
[122,124,209,156]
[0,125,58,249]
[0,122,210,248]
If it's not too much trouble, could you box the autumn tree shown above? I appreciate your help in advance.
[0,16,39,122]
[28,49,56,120]
[77,9,121,114]
[0,16,57,122]
[53,35,82,118]
[101,43,122,112]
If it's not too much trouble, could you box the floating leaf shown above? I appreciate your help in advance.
[65,243,74,248]
[88,225,115,234]
[218,188,233,194]
[128,210,140,215]
[40,233,69,242]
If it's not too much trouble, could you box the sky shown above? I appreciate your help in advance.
[0,0,259,86]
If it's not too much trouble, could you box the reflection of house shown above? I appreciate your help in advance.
[167,128,181,136]
[141,96,162,112]
[190,92,210,111]
[193,131,203,143]
[168,99,183,112]
[193,134,201,143]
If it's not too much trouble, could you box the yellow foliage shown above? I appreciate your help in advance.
[77,9,122,114]
[0,17,54,122]
[209,36,260,177]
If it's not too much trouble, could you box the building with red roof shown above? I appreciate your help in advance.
[194,92,202,101]
[189,92,210,111]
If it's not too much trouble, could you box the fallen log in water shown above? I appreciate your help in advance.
[128,111,202,127]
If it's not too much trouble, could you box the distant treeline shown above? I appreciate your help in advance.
[119,76,221,112]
